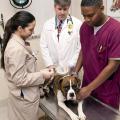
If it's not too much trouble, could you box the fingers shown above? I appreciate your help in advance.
[71,71,78,78]
[47,65,56,70]
[41,68,54,80]
[48,68,54,73]
[77,87,91,100]
[76,92,83,101]
[50,69,55,80]
[47,68,55,80]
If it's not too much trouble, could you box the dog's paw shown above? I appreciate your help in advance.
[70,113,80,120]
[79,112,86,120]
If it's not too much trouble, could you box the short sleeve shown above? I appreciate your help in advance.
[108,28,120,60]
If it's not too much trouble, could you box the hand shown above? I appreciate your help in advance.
[40,68,55,80]
[68,66,74,75]
[77,86,92,100]
[47,65,56,69]
[70,71,78,78]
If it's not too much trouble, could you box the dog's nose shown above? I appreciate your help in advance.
[70,92,74,97]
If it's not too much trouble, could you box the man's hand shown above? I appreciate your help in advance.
[70,71,78,78]
[77,86,92,100]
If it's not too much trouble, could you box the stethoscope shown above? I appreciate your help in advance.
[55,14,73,36]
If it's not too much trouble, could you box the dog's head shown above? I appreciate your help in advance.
[58,75,81,101]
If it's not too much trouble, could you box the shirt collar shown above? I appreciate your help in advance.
[56,18,65,27]
[94,17,110,35]
[12,34,25,45]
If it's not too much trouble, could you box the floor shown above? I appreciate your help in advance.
[0,99,8,120]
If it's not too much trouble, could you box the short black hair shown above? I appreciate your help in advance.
[54,0,71,7]
[81,0,103,7]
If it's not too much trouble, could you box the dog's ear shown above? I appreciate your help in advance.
[58,77,63,90]
[53,75,63,95]
[54,75,63,89]
[75,77,81,88]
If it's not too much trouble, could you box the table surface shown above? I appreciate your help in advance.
[39,92,120,120]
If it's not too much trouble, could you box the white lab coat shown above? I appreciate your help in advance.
[40,16,82,69]
[4,34,45,120]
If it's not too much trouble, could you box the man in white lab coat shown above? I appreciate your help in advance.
[40,0,82,73]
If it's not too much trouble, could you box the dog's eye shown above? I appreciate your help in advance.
[64,86,69,92]
[72,85,80,92]
[72,85,77,89]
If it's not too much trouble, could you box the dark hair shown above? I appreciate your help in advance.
[54,0,71,7]
[81,0,103,7]
[1,11,35,69]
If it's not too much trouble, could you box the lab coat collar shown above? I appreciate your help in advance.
[56,17,65,29]
[12,34,26,47]
[54,15,71,30]
[12,34,33,55]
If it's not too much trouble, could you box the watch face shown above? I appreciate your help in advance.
[13,0,29,6]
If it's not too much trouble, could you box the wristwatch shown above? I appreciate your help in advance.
[71,71,78,77]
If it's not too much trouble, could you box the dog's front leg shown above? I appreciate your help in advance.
[57,91,79,120]
[78,101,86,120]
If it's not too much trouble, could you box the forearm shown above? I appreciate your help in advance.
[12,71,45,87]
[87,60,120,91]
[74,50,83,73]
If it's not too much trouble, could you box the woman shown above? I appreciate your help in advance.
[1,11,54,120]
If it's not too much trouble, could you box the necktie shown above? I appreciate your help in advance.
[57,20,62,42]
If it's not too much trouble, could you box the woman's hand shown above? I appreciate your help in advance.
[47,65,56,70]
[40,68,55,80]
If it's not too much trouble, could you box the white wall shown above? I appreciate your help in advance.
[0,0,54,33]
[15,0,55,33]
[0,0,15,23]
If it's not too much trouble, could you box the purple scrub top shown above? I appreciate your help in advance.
[80,17,120,108]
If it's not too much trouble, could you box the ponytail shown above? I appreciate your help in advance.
[1,18,14,69]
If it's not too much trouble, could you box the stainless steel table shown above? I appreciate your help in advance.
[39,92,120,120]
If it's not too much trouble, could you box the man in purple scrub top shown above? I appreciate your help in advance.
[74,0,120,109]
